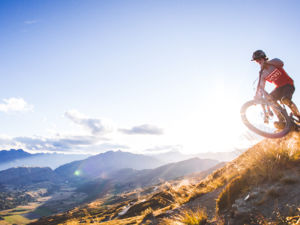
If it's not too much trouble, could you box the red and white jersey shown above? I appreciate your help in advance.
[259,58,294,89]
[265,67,294,87]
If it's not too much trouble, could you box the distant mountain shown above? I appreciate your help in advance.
[0,149,31,164]
[112,157,220,189]
[0,167,62,186]
[76,157,220,197]
[0,149,89,171]
[55,150,163,179]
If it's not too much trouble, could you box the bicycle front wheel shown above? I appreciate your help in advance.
[241,100,291,138]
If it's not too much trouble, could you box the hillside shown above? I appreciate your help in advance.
[0,167,62,186]
[112,157,219,189]
[75,157,219,199]
[0,153,220,224]
[28,131,300,225]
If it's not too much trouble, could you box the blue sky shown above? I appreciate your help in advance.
[1,0,300,154]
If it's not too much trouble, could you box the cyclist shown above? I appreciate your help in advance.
[252,50,300,128]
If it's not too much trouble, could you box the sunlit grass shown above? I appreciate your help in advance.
[3,215,32,225]
[215,132,300,213]
[161,208,207,225]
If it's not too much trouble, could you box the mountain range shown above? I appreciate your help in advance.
[0,148,242,173]
[0,150,220,191]
[0,150,219,212]
[55,150,164,180]
[0,149,32,164]
[75,157,220,198]
[0,149,89,171]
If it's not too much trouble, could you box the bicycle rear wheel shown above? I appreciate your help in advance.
[241,100,291,138]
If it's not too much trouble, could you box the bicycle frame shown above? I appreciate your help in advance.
[258,89,299,127]
[256,90,284,123]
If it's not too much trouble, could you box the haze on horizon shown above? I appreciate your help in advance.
[1,0,300,155]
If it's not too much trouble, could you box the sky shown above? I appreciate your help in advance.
[1,0,300,155]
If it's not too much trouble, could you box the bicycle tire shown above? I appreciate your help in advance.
[241,100,292,138]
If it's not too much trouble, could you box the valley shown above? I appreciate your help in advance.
[0,184,87,225]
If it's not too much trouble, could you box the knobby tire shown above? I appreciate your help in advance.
[241,100,292,138]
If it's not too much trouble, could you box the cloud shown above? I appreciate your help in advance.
[24,20,38,25]
[0,109,130,153]
[0,98,33,113]
[65,110,114,135]
[119,124,163,135]
[14,135,100,151]
[0,134,117,153]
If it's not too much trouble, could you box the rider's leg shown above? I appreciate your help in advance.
[267,91,285,121]
[269,88,287,129]
[281,97,300,120]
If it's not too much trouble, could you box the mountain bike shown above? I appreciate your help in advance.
[240,90,300,138]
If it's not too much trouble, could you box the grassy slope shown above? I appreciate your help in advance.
[29,132,300,225]
[161,131,300,224]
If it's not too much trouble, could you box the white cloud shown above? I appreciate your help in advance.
[14,135,99,151]
[0,134,124,153]
[0,98,33,113]
[65,110,114,135]
[119,124,164,135]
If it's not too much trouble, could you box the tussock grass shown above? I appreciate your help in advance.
[216,175,249,213]
[161,208,207,225]
[179,209,207,225]
[214,132,300,213]
[141,207,154,222]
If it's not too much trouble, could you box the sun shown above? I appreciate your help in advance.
[172,87,247,154]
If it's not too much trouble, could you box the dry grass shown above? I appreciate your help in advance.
[253,208,300,225]
[161,208,207,225]
[179,209,207,225]
[216,175,249,213]
[214,132,300,213]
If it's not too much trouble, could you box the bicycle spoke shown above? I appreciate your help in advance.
[241,100,291,138]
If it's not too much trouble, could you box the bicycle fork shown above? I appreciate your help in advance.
[261,105,274,124]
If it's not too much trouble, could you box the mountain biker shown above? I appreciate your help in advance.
[252,50,300,128]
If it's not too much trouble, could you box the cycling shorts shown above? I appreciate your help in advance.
[270,84,295,101]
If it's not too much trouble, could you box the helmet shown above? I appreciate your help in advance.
[251,50,267,61]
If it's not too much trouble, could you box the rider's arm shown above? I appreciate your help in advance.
[265,58,284,68]
[255,71,266,98]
